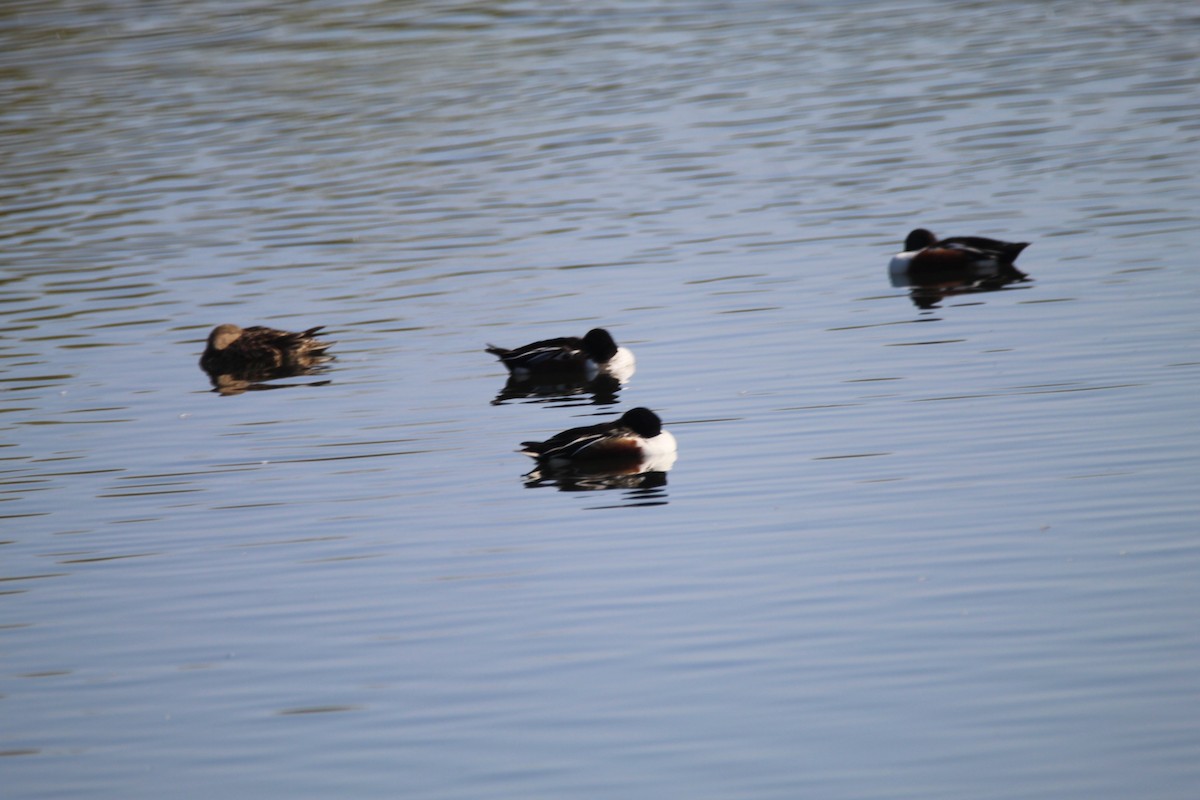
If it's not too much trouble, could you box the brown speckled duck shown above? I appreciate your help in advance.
[200,324,334,376]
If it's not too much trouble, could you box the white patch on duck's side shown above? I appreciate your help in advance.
[888,251,917,286]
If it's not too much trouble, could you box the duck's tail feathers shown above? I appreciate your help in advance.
[1001,242,1030,263]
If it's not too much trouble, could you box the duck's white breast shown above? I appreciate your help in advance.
[603,347,636,383]
[641,430,677,458]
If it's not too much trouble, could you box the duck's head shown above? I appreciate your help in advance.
[904,228,938,251]
[620,406,663,438]
[206,324,243,352]
[582,328,619,361]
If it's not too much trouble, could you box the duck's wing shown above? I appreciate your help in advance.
[522,420,641,460]
[274,326,328,346]
[237,326,333,365]
[236,326,300,348]
[939,236,1029,262]
[521,421,603,457]
[489,336,586,368]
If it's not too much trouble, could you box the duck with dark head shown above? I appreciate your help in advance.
[891,227,1031,286]
[486,327,635,383]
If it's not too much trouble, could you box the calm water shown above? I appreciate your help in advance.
[3,1,1199,797]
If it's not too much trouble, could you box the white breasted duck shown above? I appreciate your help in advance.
[519,407,677,467]
[486,327,635,382]
[889,228,1030,284]
[200,324,334,375]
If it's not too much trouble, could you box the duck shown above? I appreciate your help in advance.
[519,406,677,467]
[890,228,1030,284]
[199,324,334,375]
[486,327,635,382]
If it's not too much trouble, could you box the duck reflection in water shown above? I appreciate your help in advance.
[199,323,335,395]
[492,372,624,406]
[519,407,677,494]
[888,227,1032,308]
[524,460,673,496]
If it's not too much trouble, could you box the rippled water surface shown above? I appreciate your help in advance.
[4,1,1199,797]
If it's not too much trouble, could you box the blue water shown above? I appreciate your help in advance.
[3,1,1199,798]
